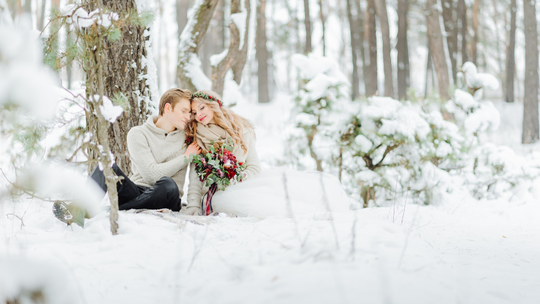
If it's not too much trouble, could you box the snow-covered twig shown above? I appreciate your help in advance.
[282,172,302,246]
[319,172,339,250]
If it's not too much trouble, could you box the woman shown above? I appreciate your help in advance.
[182,90,350,218]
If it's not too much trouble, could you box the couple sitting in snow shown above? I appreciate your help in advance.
[63,88,350,221]
[87,88,260,216]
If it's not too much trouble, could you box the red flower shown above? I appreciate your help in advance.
[239,162,243,166]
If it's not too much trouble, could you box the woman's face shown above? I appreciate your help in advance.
[191,100,215,125]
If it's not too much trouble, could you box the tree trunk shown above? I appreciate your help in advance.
[397,0,410,100]
[471,0,479,64]
[441,0,457,83]
[522,0,539,144]
[256,0,269,103]
[176,0,189,38]
[364,0,378,96]
[231,0,250,84]
[177,0,220,92]
[426,0,451,102]
[425,39,433,99]
[211,0,251,96]
[6,0,17,21]
[318,0,326,56]
[346,0,360,99]
[22,0,30,13]
[354,0,366,95]
[37,0,47,30]
[374,0,394,98]
[84,0,154,176]
[505,0,516,103]
[303,0,312,54]
[457,0,468,65]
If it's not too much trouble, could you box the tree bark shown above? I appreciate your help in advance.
[374,0,394,98]
[177,0,220,92]
[37,0,47,30]
[211,0,251,96]
[354,0,366,95]
[397,0,410,100]
[22,0,30,13]
[441,0,457,83]
[505,0,516,103]
[346,0,360,99]
[522,0,539,144]
[256,0,269,103]
[303,0,311,54]
[318,0,326,56]
[84,0,153,176]
[471,0,479,64]
[426,0,451,102]
[231,0,250,84]
[176,0,189,38]
[364,0,378,96]
[457,0,468,65]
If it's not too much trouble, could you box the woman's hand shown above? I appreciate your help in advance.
[184,141,202,157]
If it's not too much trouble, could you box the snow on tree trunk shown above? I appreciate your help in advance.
[374,0,394,98]
[397,0,410,100]
[256,0,270,103]
[505,0,517,103]
[84,0,154,176]
[211,0,251,96]
[522,0,539,144]
[364,0,378,96]
[177,0,219,92]
[176,0,189,39]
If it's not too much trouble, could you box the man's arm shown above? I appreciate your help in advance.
[127,129,190,185]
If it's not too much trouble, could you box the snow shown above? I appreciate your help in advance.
[2,192,539,304]
[0,24,58,119]
[185,53,212,90]
[0,258,81,304]
[462,61,500,90]
[62,6,119,29]
[97,95,123,123]
[210,49,228,67]
[231,10,247,50]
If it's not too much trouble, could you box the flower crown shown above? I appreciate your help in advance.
[192,91,222,107]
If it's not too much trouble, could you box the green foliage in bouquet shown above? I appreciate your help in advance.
[188,138,247,191]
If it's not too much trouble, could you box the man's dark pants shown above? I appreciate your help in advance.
[90,164,182,211]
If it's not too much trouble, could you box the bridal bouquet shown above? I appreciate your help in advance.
[189,138,246,215]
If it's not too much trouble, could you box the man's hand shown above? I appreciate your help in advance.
[181,206,202,216]
[184,142,202,158]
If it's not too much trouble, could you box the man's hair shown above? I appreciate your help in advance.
[159,88,192,116]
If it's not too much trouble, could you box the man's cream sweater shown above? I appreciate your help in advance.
[187,128,261,208]
[127,116,189,197]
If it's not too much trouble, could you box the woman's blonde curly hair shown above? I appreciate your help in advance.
[186,90,254,154]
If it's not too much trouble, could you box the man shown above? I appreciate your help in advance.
[55,88,201,224]
[93,88,201,211]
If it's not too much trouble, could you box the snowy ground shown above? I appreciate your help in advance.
[1,194,539,304]
[1,99,540,303]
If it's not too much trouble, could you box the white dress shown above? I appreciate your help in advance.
[210,168,351,218]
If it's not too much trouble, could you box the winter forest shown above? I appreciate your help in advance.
[1,0,540,302]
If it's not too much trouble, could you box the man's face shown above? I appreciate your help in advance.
[165,98,191,130]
